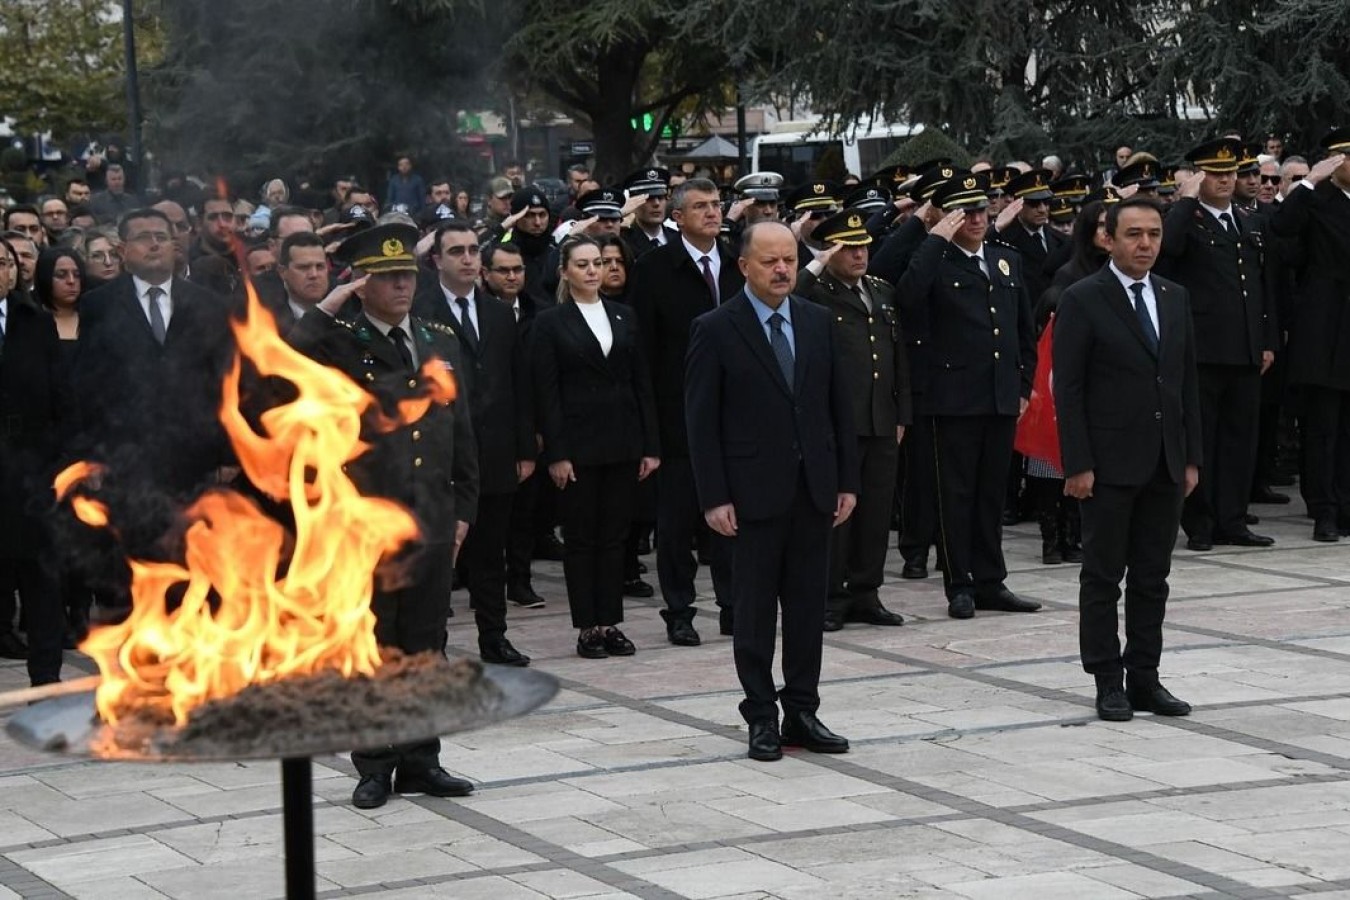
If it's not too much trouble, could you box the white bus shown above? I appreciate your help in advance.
[750,121,924,184]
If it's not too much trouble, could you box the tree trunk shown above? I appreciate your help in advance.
[586,42,646,181]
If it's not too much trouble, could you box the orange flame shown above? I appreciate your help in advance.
[73,283,456,725]
[54,462,111,528]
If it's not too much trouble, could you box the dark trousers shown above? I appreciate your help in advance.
[1253,350,1287,487]
[829,435,898,610]
[656,456,732,620]
[932,415,1015,599]
[0,557,64,686]
[459,492,513,644]
[352,542,455,778]
[1181,364,1260,540]
[732,474,832,724]
[560,462,636,629]
[506,465,540,589]
[897,412,939,564]
[1078,458,1183,678]
[1300,385,1350,523]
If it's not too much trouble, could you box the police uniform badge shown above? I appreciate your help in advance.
[998,259,1011,277]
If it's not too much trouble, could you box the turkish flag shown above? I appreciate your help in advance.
[1015,315,1061,469]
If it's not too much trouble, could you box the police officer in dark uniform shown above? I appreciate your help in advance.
[621,167,678,260]
[991,169,1067,312]
[896,174,1040,619]
[784,181,842,269]
[1158,138,1277,550]
[796,210,910,630]
[290,222,480,810]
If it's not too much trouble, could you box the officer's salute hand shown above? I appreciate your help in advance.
[994,198,1023,232]
[725,198,753,223]
[1308,154,1346,184]
[1116,184,1140,200]
[810,242,842,264]
[317,275,369,316]
[1177,171,1205,200]
[502,207,529,230]
[930,210,966,242]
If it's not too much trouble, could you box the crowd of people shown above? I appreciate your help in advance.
[1,127,1348,802]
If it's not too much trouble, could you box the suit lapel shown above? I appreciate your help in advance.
[822,272,870,316]
[728,292,792,396]
[1152,275,1181,367]
[117,279,160,347]
[560,301,610,372]
[356,314,406,371]
[1099,268,1157,359]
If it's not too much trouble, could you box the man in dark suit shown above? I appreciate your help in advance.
[796,210,910,631]
[685,221,859,762]
[413,221,535,666]
[1269,132,1350,542]
[0,289,71,684]
[628,177,744,646]
[1054,197,1202,722]
[1157,138,1277,551]
[267,232,331,335]
[896,174,1040,620]
[72,208,236,608]
[291,222,479,809]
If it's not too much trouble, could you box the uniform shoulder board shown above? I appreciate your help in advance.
[334,317,356,330]
[986,236,1017,252]
[866,275,888,289]
[421,319,458,337]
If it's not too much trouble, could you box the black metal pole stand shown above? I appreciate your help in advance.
[280,757,316,899]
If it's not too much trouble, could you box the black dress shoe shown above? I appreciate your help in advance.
[508,583,546,608]
[1214,528,1274,547]
[1061,545,1084,563]
[394,767,475,797]
[747,720,782,761]
[974,587,1041,613]
[352,774,392,809]
[622,578,655,598]
[901,560,928,579]
[848,603,904,626]
[577,630,608,658]
[533,533,565,561]
[822,610,844,632]
[781,711,850,753]
[480,636,530,667]
[1126,681,1192,716]
[667,619,701,646]
[1314,518,1341,542]
[948,592,975,619]
[602,627,636,656]
[1095,683,1133,722]
[636,535,652,555]
[1186,537,1213,551]
[719,608,734,636]
[1270,472,1296,487]
[1001,508,1019,526]
[0,632,27,660]
[1250,486,1291,504]
[636,561,648,574]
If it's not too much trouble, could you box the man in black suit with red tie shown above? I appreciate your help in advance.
[413,221,535,667]
[1054,197,1203,722]
[72,208,236,609]
[685,221,859,762]
[629,178,744,646]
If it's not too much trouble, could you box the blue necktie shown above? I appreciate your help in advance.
[768,312,794,390]
[1130,282,1158,353]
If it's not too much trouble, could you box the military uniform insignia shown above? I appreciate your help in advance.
[998,259,1011,277]
[381,238,404,257]
[425,321,457,337]
[847,214,863,228]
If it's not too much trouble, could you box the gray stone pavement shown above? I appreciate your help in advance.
[3,494,1350,899]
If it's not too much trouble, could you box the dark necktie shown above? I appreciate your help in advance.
[1036,230,1047,253]
[767,312,794,390]
[1218,211,1235,235]
[146,286,168,344]
[1130,282,1158,352]
[388,325,415,373]
[455,297,479,350]
[854,283,871,313]
[700,255,719,304]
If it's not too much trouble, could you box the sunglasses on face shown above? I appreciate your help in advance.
[1259,175,1281,185]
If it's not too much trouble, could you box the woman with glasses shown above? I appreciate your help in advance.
[531,236,660,658]
[83,227,122,288]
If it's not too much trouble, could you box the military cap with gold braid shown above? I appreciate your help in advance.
[1322,126,1350,152]
[1004,168,1056,201]
[336,222,419,274]
[815,208,873,246]
[1114,160,1160,189]
[1050,174,1092,202]
[1237,144,1261,175]
[988,166,1019,195]
[1156,165,1180,195]
[785,180,842,212]
[1184,138,1242,173]
[931,172,990,210]
[866,165,911,189]
[1084,185,1123,205]
[911,164,960,203]
[1048,197,1076,223]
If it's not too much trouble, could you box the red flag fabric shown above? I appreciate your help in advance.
[1015,315,1061,469]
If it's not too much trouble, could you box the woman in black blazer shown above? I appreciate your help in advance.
[532,236,660,658]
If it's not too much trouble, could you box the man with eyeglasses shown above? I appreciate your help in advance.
[990,169,1066,305]
[71,208,236,612]
[5,206,47,249]
[414,221,536,667]
[152,200,195,279]
[39,198,70,242]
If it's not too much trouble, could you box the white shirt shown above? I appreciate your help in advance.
[441,284,479,335]
[1198,200,1237,231]
[285,294,311,324]
[1109,260,1160,337]
[682,236,721,289]
[641,224,668,245]
[366,314,420,368]
[962,246,989,279]
[575,299,613,357]
[132,275,173,330]
[0,297,7,336]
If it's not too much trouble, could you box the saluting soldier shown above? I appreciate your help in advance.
[621,167,679,260]
[1156,138,1277,550]
[797,210,911,630]
[290,222,481,811]
[896,173,1040,619]
[991,169,1067,305]
[784,181,842,270]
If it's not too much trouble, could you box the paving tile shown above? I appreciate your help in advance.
[610,847,824,899]
[136,857,341,899]
[8,834,195,884]
[61,876,170,899]
[317,847,476,887]
[947,870,1138,899]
